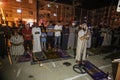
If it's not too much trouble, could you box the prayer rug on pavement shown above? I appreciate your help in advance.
[31,49,73,64]
[87,46,115,55]
[83,60,108,80]
[17,52,31,63]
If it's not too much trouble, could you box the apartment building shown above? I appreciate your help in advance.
[38,0,74,25]
[0,0,37,26]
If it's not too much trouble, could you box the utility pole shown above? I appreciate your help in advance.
[80,8,82,24]
[73,0,75,21]
[36,0,39,24]
[73,0,81,21]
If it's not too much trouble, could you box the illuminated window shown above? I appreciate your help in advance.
[53,13,57,17]
[16,0,21,2]
[28,0,33,4]
[17,9,22,13]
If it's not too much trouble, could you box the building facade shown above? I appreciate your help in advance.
[38,0,74,25]
[74,5,120,28]
[0,0,37,26]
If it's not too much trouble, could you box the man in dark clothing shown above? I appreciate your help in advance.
[0,24,7,59]
[92,26,100,47]
[61,24,69,50]
[4,22,12,48]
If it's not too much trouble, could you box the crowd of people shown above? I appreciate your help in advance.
[0,21,120,64]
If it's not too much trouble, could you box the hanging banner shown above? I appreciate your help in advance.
[117,0,120,12]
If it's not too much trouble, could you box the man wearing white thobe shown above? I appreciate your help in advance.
[76,28,85,62]
[75,23,89,63]
[32,26,42,53]
[87,28,91,48]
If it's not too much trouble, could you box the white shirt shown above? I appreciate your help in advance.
[54,25,62,36]
[32,27,41,37]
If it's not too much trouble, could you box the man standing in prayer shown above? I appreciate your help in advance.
[61,24,69,50]
[68,23,76,49]
[0,24,7,59]
[46,21,54,49]
[32,23,42,53]
[75,23,89,64]
[102,26,112,46]
[4,22,11,48]
[87,26,92,48]
[54,21,62,48]
[22,24,32,52]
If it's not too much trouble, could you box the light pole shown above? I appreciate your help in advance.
[36,0,39,24]
[20,1,22,21]
[73,0,75,21]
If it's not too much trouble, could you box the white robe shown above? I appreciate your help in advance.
[87,29,91,48]
[32,27,42,53]
[75,30,87,61]
[102,29,112,46]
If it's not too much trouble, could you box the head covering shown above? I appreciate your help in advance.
[82,23,87,28]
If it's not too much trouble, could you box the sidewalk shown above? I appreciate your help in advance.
[0,50,113,80]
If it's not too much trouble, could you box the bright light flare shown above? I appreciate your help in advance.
[0,2,3,5]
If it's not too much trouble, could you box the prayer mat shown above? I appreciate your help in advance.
[43,49,72,59]
[32,52,47,61]
[57,49,72,58]
[83,60,108,80]
[31,52,47,65]
[88,46,115,55]
[17,52,31,63]
[43,49,60,59]
[31,49,72,64]
[104,51,120,60]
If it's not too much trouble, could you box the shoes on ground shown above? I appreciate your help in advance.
[40,63,43,67]
[63,62,71,66]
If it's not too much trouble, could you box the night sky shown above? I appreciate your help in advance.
[45,0,119,9]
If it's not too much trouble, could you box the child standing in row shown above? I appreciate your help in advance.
[41,29,47,50]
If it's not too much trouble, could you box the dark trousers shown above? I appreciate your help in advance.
[24,40,33,51]
[62,35,69,50]
[47,36,54,49]
[99,37,104,46]
[0,38,7,58]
